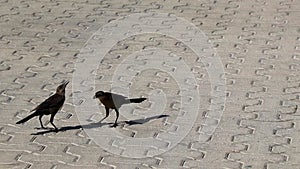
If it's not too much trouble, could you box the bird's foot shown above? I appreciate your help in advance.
[52,128,59,132]
[110,123,118,128]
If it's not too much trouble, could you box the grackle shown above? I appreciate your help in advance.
[93,91,147,127]
[16,81,69,131]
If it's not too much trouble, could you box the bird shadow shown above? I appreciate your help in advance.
[125,114,169,126]
[31,114,169,135]
[30,122,112,135]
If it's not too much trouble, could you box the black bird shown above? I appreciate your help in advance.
[93,91,147,127]
[16,81,69,131]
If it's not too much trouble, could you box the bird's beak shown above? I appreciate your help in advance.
[93,95,96,99]
[63,80,69,88]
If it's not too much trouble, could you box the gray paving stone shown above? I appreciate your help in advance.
[0,0,299,168]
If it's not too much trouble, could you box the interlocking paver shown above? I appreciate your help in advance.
[0,0,299,168]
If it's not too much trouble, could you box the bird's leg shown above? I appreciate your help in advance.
[111,108,119,127]
[39,115,46,129]
[50,114,58,131]
[99,107,110,123]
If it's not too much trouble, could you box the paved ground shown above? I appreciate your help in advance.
[1,0,300,169]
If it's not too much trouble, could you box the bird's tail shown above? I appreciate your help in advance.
[16,112,37,124]
[129,98,147,103]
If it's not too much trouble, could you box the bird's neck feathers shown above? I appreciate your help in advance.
[56,89,65,96]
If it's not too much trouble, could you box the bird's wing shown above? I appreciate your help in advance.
[108,92,128,100]
[105,92,128,106]
[31,94,65,112]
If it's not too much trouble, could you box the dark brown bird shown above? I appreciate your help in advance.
[16,81,69,131]
[93,91,147,127]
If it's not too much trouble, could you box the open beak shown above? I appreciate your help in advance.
[63,80,69,88]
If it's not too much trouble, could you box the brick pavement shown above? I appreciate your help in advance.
[0,0,299,168]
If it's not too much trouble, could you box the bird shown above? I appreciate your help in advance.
[93,91,147,127]
[16,81,69,131]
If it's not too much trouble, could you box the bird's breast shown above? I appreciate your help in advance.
[99,97,116,109]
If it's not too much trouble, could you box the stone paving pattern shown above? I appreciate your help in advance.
[0,0,300,169]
